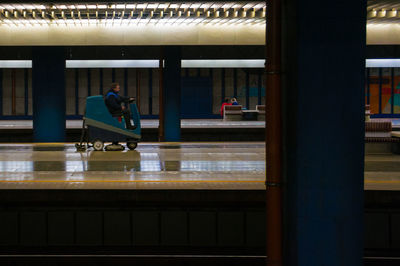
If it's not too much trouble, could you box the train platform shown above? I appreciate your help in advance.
[0,142,397,191]
[0,119,265,129]
[0,120,266,142]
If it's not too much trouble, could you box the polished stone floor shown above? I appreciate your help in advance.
[0,142,265,190]
[365,153,400,190]
[0,142,398,190]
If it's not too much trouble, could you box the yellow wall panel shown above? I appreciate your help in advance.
[0,24,266,46]
[367,24,400,45]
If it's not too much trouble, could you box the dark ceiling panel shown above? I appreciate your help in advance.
[367,45,400,58]
[0,45,265,60]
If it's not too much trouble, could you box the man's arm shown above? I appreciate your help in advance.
[120,96,136,103]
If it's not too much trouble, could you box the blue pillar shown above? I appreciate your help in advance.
[163,46,181,141]
[282,0,365,265]
[32,47,66,142]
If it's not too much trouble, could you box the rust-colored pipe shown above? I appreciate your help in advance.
[265,0,283,265]
[136,69,141,112]
[158,48,165,142]
[11,69,16,115]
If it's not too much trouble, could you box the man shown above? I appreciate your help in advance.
[105,83,136,130]
[220,98,232,117]
[231,98,239,105]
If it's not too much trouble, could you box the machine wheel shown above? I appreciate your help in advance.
[127,141,138,150]
[75,143,86,151]
[93,139,104,151]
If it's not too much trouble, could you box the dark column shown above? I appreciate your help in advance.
[0,69,3,116]
[32,47,66,142]
[163,46,181,141]
[281,1,366,265]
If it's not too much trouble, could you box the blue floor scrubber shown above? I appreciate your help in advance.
[75,95,141,151]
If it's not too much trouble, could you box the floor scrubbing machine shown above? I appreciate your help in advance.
[75,95,141,151]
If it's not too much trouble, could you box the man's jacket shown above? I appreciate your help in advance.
[104,89,130,114]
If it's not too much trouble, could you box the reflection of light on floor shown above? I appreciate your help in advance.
[139,160,162,172]
[66,173,85,181]
[0,143,267,189]
[133,160,265,172]
[180,161,264,171]
[139,152,159,159]
[65,161,85,181]
[66,153,89,159]
[66,161,88,172]
[5,176,28,181]
[0,161,33,172]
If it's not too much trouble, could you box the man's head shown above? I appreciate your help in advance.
[224,98,230,103]
[111,82,120,93]
[231,98,237,103]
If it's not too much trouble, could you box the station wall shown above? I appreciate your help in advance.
[4,65,400,118]
[0,68,33,116]
[0,67,266,118]
[366,67,400,116]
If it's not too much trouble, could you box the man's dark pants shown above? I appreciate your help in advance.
[112,109,133,128]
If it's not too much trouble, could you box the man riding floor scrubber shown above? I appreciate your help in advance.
[75,95,141,151]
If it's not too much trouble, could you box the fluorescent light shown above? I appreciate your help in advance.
[222,3,234,9]
[136,4,147,9]
[366,59,400,68]
[67,60,266,68]
[182,59,265,68]
[190,4,201,9]
[243,3,256,9]
[0,60,32,68]
[66,60,159,68]
[0,60,266,69]
[147,4,158,9]
[3,59,399,70]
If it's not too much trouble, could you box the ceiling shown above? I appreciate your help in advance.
[0,2,265,27]
[0,1,397,26]
[368,0,400,24]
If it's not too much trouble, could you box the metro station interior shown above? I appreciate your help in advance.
[0,0,398,265]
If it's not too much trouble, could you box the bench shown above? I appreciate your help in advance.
[224,105,243,121]
[365,120,400,153]
[256,105,265,121]
[365,121,392,139]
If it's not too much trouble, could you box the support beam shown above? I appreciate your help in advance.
[0,69,2,116]
[163,46,181,141]
[265,0,283,265]
[281,0,366,265]
[32,47,66,142]
[136,69,141,112]
[158,48,165,141]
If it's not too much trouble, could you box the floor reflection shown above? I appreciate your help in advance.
[0,143,266,189]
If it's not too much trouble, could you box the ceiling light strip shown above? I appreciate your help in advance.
[0,60,267,69]
[66,60,267,68]
[366,59,400,68]
[66,60,160,68]
[0,60,32,68]
[182,59,265,68]
[2,59,400,69]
